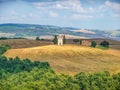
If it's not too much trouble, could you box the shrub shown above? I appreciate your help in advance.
[36,36,40,40]
[0,44,10,55]
[73,39,79,44]
[100,41,109,48]
[91,41,97,47]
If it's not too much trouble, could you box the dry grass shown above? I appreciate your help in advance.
[4,45,120,75]
[0,39,53,49]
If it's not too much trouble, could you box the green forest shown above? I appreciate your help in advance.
[0,44,10,55]
[0,56,120,90]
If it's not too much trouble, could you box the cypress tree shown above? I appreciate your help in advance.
[53,35,58,44]
[80,39,82,45]
[63,35,66,44]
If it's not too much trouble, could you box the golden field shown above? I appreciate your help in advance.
[4,45,120,75]
[0,39,53,49]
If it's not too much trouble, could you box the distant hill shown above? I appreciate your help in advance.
[0,23,120,40]
[4,45,120,75]
[0,23,78,38]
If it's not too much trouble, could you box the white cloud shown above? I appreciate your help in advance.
[72,14,93,20]
[33,0,94,13]
[29,13,38,18]
[0,14,25,22]
[55,0,86,13]
[113,13,120,18]
[105,0,120,11]
[49,11,58,18]
[21,15,26,18]
[11,10,18,16]
[86,0,94,4]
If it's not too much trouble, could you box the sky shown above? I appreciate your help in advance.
[0,0,120,30]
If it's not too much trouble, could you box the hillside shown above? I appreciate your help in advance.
[67,38,120,50]
[0,39,53,49]
[0,23,120,40]
[4,45,120,75]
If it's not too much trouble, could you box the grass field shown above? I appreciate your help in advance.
[4,45,120,75]
[109,45,120,50]
[0,39,53,49]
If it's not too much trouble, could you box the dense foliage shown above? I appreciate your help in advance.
[79,39,82,45]
[75,72,120,90]
[0,56,50,75]
[73,39,80,44]
[91,41,97,47]
[0,44,10,55]
[53,35,58,44]
[63,35,66,44]
[100,41,109,48]
[36,36,40,40]
[0,56,120,90]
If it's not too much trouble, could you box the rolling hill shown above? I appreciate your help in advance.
[4,45,120,75]
[0,23,120,40]
[0,39,53,49]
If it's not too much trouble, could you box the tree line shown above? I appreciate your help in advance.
[72,39,109,48]
[0,37,25,40]
[0,56,50,76]
[0,56,120,90]
[36,35,109,48]
[0,44,10,55]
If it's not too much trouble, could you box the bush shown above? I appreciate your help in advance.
[0,56,50,74]
[36,36,40,40]
[100,41,109,48]
[73,39,79,44]
[0,44,10,55]
[91,41,97,47]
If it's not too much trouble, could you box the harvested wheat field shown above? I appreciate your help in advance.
[4,45,120,75]
[0,39,53,49]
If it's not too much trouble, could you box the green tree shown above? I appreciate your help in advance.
[63,35,66,44]
[91,41,97,47]
[79,39,82,45]
[0,44,10,55]
[100,41,109,48]
[73,39,79,44]
[53,35,58,44]
[36,36,40,40]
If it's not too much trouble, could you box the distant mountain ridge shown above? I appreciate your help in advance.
[0,23,120,41]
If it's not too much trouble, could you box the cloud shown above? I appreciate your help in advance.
[72,14,93,20]
[105,0,120,11]
[29,13,39,18]
[49,11,58,18]
[11,10,18,16]
[113,13,120,18]
[0,12,25,22]
[33,0,94,13]
[86,0,94,4]
[55,0,86,13]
